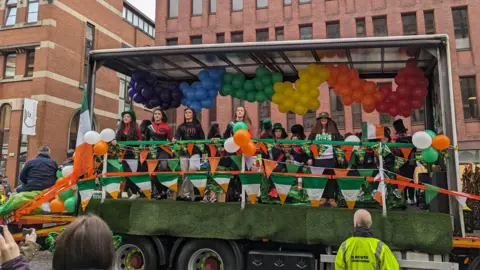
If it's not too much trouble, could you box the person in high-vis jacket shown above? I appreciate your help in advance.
[335,209,399,270]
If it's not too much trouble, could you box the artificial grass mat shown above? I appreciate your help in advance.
[85,199,452,254]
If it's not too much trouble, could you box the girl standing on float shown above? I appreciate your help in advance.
[307,112,341,207]
[223,106,253,138]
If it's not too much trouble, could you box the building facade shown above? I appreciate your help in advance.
[0,0,155,184]
[155,0,480,164]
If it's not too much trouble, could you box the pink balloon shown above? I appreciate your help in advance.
[376,102,388,113]
[412,87,427,100]
[378,85,392,98]
[389,92,399,101]
[388,105,399,117]
[398,99,410,110]
[396,85,410,98]
[394,74,406,86]
[411,99,423,109]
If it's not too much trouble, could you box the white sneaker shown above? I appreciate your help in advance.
[121,192,129,199]
[129,194,139,200]
[393,189,402,199]
[407,198,413,205]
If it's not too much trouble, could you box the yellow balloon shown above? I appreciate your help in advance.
[307,99,320,110]
[284,99,295,111]
[291,91,300,101]
[307,64,319,74]
[278,103,289,113]
[299,95,310,105]
[310,77,322,87]
[273,82,286,93]
[298,69,309,79]
[284,88,294,98]
[294,104,308,115]
[318,67,331,81]
[272,93,284,104]
[284,82,294,91]
[297,82,309,92]
[309,89,320,98]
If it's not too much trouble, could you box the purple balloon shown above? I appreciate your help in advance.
[172,90,183,101]
[141,87,154,100]
[154,84,164,95]
[167,83,178,91]
[129,80,136,88]
[161,103,170,110]
[160,90,172,103]
[132,72,147,81]
[145,76,156,86]
[135,82,147,92]
[145,103,154,109]
[128,88,136,98]
[171,100,181,108]
[149,97,161,107]
[133,93,146,103]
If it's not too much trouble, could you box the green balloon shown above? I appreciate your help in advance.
[246,91,257,102]
[64,196,78,213]
[271,72,283,83]
[256,66,269,77]
[425,130,436,139]
[232,78,243,89]
[254,80,264,91]
[261,75,272,86]
[264,85,274,96]
[243,80,255,92]
[59,189,74,201]
[223,73,233,84]
[236,89,247,100]
[233,121,249,132]
[56,170,63,179]
[234,73,245,82]
[222,84,233,95]
[256,91,267,103]
[422,147,439,163]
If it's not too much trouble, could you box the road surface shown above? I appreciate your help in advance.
[29,251,52,269]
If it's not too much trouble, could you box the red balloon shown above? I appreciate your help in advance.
[373,91,385,103]
[389,91,399,101]
[398,99,411,110]
[419,77,429,88]
[406,77,420,88]
[376,102,388,113]
[406,57,417,67]
[352,91,363,103]
[333,86,342,95]
[395,75,406,86]
[378,84,392,98]
[339,85,353,96]
[388,106,399,117]
[349,69,359,80]
[337,73,351,85]
[327,76,338,86]
[329,66,340,78]
[361,95,376,107]
[411,99,423,109]
[342,95,354,106]
[412,87,427,99]
[396,85,411,98]
[363,81,377,94]
[401,109,412,118]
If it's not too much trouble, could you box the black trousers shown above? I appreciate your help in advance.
[313,158,337,199]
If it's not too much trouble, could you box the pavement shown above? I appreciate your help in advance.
[29,251,52,270]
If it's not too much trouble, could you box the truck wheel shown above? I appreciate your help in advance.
[468,256,480,270]
[114,236,157,270]
[175,239,236,270]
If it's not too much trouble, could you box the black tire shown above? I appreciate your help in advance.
[175,239,236,270]
[114,235,158,270]
[468,256,480,270]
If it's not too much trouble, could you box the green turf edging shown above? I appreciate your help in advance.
[85,199,452,254]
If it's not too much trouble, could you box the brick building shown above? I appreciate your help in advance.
[154,0,480,164]
[0,0,155,184]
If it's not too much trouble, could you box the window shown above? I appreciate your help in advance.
[452,8,470,50]
[25,51,35,77]
[133,14,138,26]
[299,24,313,40]
[275,27,284,41]
[4,53,16,78]
[17,134,28,180]
[84,23,95,85]
[287,112,296,131]
[191,36,202,45]
[356,18,366,37]
[138,19,144,30]
[4,0,17,26]
[352,103,362,128]
[232,0,242,11]
[256,29,269,42]
[216,33,225,43]
[326,21,340,38]
[123,7,127,17]
[192,0,202,15]
[257,0,268,9]
[126,9,133,23]
[209,0,216,13]
[424,10,435,34]
[209,98,217,124]
[232,98,244,118]
[329,88,345,129]
[284,0,292,5]
[166,38,178,46]
[27,0,39,23]
[119,75,132,117]
[259,102,271,129]
[460,77,479,120]
[169,0,179,18]
[0,104,12,177]
[303,110,316,131]
[373,16,388,37]
[402,13,417,35]
[231,32,243,43]
[299,0,311,3]
[411,108,425,124]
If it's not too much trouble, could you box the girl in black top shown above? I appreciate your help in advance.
[207,123,222,140]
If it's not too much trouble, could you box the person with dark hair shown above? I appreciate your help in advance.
[308,112,341,207]
[52,214,115,270]
[16,146,58,193]
[383,127,392,143]
[223,106,253,138]
[290,133,310,168]
[392,119,408,141]
[259,118,273,139]
[207,123,222,140]
[139,120,152,140]
[290,124,306,140]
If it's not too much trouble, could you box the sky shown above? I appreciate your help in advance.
[127,0,156,21]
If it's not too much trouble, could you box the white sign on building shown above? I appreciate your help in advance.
[22,98,38,136]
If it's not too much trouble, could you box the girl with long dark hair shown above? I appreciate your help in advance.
[223,106,253,138]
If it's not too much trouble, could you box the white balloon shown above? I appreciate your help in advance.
[62,165,74,177]
[100,128,116,142]
[412,131,432,149]
[345,135,360,143]
[224,137,240,153]
[84,131,101,145]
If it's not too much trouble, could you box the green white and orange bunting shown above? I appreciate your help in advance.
[334,147,346,163]
[286,163,301,173]
[212,173,233,192]
[424,183,440,204]
[156,174,179,192]
[270,174,296,204]
[129,174,152,199]
[318,145,329,157]
[77,179,96,211]
[394,156,406,170]
[355,147,366,163]
[337,177,366,209]
[303,176,328,207]
[100,177,123,199]
[239,173,263,205]
[185,173,208,196]
[125,159,138,172]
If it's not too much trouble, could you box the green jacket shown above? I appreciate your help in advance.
[335,230,399,270]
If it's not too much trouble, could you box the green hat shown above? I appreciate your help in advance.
[121,109,136,121]
[261,118,273,131]
[317,112,330,119]
[272,123,288,139]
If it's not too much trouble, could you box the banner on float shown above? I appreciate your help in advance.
[22,98,38,136]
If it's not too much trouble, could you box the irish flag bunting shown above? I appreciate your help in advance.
[156,174,179,192]
[303,176,328,207]
[239,173,263,205]
[100,177,123,199]
[129,174,152,199]
[362,122,384,140]
[270,174,295,204]
[77,179,96,211]
[337,177,366,209]
[72,89,94,178]
[212,173,233,192]
[125,159,138,172]
[185,173,208,196]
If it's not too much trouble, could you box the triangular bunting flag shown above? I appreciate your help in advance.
[187,144,194,155]
[424,183,440,204]
[212,173,233,192]
[286,163,301,173]
[209,157,221,175]
[456,196,471,211]
[358,169,374,177]
[107,160,122,170]
[257,142,268,154]
[310,145,318,159]
[185,173,208,196]
[355,147,366,163]
[100,177,123,199]
[147,160,158,175]
[263,159,277,178]
[230,155,242,169]
[140,149,149,164]
[125,159,138,172]
[310,166,325,175]
[118,149,126,162]
[303,176,328,207]
[319,145,329,157]
[374,181,385,206]
[334,147,346,163]
[333,169,349,177]
[337,177,366,209]
[341,146,353,162]
[401,148,413,159]
[207,144,217,158]
[168,159,179,172]
[394,156,406,170]
[77,179,96,211]
[159,145,174,157]
[95,161,102,169]
[129,174,153,199]
[396,175,411,192]
[270,174,296,204]
[239,173,263,204]
[382,145,392,157]
[156,174,179,192]
[246,156,256,170]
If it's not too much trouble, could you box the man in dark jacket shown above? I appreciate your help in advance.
[16,146,58,193]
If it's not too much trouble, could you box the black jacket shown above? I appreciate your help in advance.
[174,121,205,140]
[18,154,58,192]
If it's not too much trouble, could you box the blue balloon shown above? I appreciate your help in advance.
[208,90,218,98]
[128,88,136,98]
[202,78,214,89]
[186,91,196,100]
[195,88,207,100]
[198,70,209,81]
[214,81,223,89]
[201,98,213,108]
[191,81,201,89]
[190,101,202,113]
[141,87,154,99]
[179,82,189,90]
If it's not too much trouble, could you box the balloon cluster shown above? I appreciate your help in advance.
[220,67,282,103]
[50,189,77,213]
[181,68,224,113]
[272,64,329,115]
[84,129,116,156]
[223,122,256,156]
[128,72,183,110]
[412,130,451,163]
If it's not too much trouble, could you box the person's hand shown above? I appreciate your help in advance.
[0,226,20,263]
[25,229,37,243]
[307,159,313,166]
[171,138,177,143]
[111,140,117,146]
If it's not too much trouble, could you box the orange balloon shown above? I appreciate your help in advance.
[350,78,364,90]
[361,95,376,107]
[327,76,338,86]
[342,95,354,106]
[94,141,109,156]
[373,91,385,103]
[50,198,65,212]
[338,64,350,74]
[363,81,377,94]
[432,135,450,151]
[352,91,363,103]
[241,141,257,156]
[333,86,342,95]
[337,74,351,85]
[363,105,376,113]
[349,69,359,80]
[329,66,340,78]
[233,129,251,147]
[56,177,67,186]
[339,85,353,97]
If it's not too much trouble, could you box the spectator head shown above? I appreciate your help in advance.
[53,214,115,270]
[66,149,74,158]
[38,146,51,155]
[353,209,372,228]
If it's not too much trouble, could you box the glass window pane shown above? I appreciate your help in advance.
[453,8,470,50]
[460,77,479,120]
[373,16,388,37]
[402,13,417,35]
[299,25,312,40]
[191,36,202,44]
[210,0,216,13]
[231,32,243,42]
[284,0,292,5]
[352,103,362,128]
[166,38,178,45]
[169,0,179,18]
[411,108,425,124]
[259,102,271,128]
[303,110,316,131]
[123,7,127,18]
[26,51,35,77]
[257,0,268,8]
[192,0,202,15]
[216,33,225,43]
[5,7,17,26]
[356,18,366,37]
[232,0,242,11]
[275,28,284,41]
[329,88,345,129]
[127,9,133,22]
[27,1,39,23]
[139,19,144,30]
[424,10,435,34]
[287,112,296,131]
[4,54,16,78]
[299,0,310,3]
[326,21,340,38]
[256,29,269,41]
[133,14,138,26]
[6,0,17,4]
